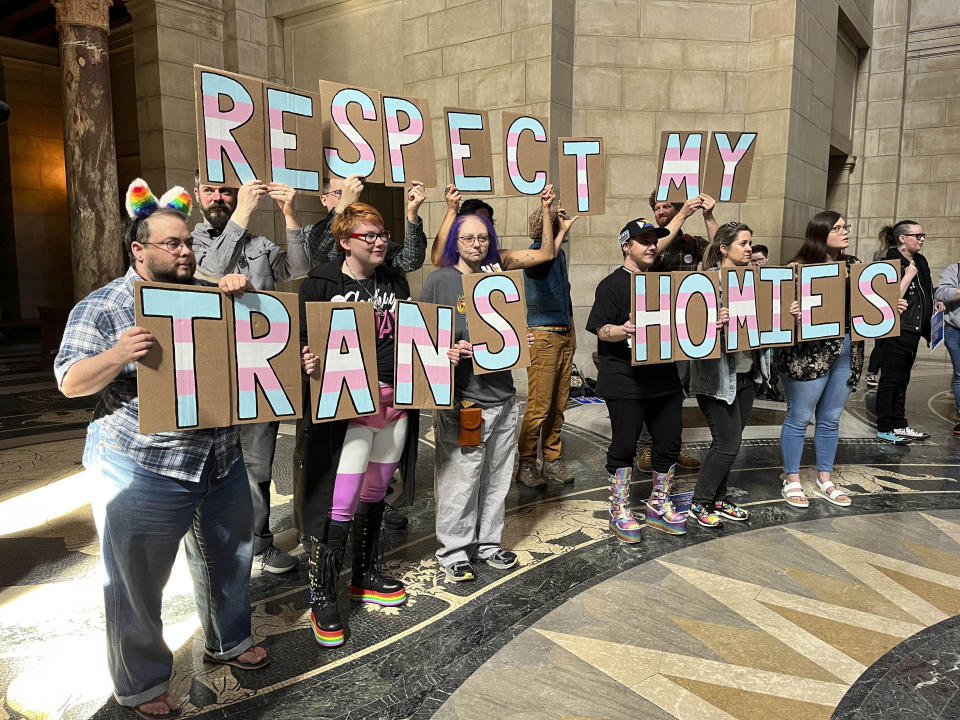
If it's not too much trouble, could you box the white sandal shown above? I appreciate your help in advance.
[781,481,809,508]
[814,480,851,507]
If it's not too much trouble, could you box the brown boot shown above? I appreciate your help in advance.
[677,449,700,469]
[636,446,652,472]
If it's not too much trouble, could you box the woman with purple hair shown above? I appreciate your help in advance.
[420,186,558,582]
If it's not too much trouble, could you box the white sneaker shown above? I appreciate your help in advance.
[894,426,930,441]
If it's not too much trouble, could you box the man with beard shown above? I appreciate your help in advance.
[192,174,309,574]
[56,180,269,719]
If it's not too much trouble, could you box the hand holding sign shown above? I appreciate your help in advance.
[407,181,426,220]
[114,327,155,365]
[267,182,297,217]
[338,174,364,211]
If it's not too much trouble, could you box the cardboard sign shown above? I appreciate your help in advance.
[656,131,707,202]
[631,272,674,365]
[393,300,455,409]
[306,302,380,423]
[381,95,437,188]
[502,112,549,196]
[195,65,265,187]
[798,262,846,341]
[461,270,529,374]
[228,290,302,424]
[264,83,323,194]
[671,271,721,361]
[319,81,385,184]
[702,132,758,203]
[558,137,604,215]
[722,266,796,351]
[444,107,495,194]
[849,261,900,342]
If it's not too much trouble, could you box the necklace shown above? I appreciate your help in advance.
[344,260,380,311]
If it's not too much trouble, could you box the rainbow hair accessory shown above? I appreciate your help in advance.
[124,178,192,220]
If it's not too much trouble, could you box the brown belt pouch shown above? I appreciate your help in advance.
[459,407,484,446]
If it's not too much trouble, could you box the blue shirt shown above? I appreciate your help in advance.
[54,267,241,483]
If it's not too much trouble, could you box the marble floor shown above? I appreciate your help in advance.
[1,348,959,720]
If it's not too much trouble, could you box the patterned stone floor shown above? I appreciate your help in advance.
[1,350,958,719]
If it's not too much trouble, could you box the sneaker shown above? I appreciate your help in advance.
[255,544,298,574]
[894,426,930,441]
[687,502,723,528]
[382,504,409,531]
[714,498,750,521]
[484,549,519,570]
[444,560,475,582]
[636,446,653,472]
[865,374,879,388]
[542,458,574,484]
[954,421,960,436]
[677,449,701,469]
[877,430,911,445]
[515,461,546,488]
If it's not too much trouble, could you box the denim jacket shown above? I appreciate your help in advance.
[524,242,573,326]
[688,266,770,404]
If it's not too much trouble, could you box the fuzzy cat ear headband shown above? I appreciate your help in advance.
[125,178,192,220]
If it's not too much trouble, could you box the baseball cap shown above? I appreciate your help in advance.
[618,218,670,246]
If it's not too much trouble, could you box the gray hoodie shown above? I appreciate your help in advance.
[935,262,960,329]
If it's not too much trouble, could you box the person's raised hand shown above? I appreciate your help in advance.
[340,174,364,207]
[558,207,581,234]
[267,183,297,217]
[699,193,716,215]
[407,181,426,218]
[444,184,461,212]
[680,195,703,218]
[236,180,266,216]
[113,327,155,365]
[542,184,556,209]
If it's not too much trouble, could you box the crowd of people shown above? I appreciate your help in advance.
[54,173,959,719]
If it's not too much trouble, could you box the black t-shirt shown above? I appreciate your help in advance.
[654,233,708,271]
[340,274,397,385]
[585,267,681,400]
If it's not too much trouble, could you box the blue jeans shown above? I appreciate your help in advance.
[945,324,960,414]
[85,424,254,707]
[780,335,853,474]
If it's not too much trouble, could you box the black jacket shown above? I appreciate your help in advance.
[885,247,933,341]
[292,261,419,540]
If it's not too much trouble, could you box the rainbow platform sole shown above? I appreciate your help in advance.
[349,586,407,606]
[311,612,344,647]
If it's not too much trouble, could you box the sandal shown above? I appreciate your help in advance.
[134,709,181,720]
[203,649,271,670]
[781,481,808,508]
[813,480,851,507]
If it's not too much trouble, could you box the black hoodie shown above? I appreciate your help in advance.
[884,246,933,341]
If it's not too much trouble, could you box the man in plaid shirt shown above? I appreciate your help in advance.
[55,200,269,718]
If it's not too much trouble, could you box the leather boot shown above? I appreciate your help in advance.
[608,468,642,544]
[645,463,687,535]
[308,521,349,647]
[349,500,407,606]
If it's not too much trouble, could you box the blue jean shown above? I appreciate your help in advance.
[85,424,255,707]
[945,324,960,414]
[780,335,853,474]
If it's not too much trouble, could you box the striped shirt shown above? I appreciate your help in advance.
[54,267,241,483]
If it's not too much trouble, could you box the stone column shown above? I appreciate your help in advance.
[53,0,124,299]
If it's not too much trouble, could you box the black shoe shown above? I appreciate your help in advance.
[308,525,348,648]
[255,544,298,574]
[350,501,407,607]
[382,504,409,531]
[444,560,476,582]
[954,422,960,436]
[484,549,518,570]
[765,387,784,402]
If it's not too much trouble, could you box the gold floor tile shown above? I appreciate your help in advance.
[668,616,839,684]
[900,540,960,577]
[871,564,960,617]
[783,567,919,625]
[664,676,833,720]
[758,602,902,667]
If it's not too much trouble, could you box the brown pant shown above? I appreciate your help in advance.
[517,328,575,463]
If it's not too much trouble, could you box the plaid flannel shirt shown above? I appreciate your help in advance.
[54,267,241,483]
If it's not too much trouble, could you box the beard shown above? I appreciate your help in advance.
[201,202,232,232]
[145,254,196,284]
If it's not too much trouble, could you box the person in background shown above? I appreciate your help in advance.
[746,243,783,401]
[865,227,901,388]
[750,244,769,267]
[515,203,580,489]
[429,185,496,269]
[874,220,944,443]
[936,258,960,436]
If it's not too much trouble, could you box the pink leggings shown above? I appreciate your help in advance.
[330,387,408,522]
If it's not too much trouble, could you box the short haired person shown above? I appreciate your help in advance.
[515,203,580,489]
[428,185,496,268]
[192,172,310,574]
[874,220,944,443]
[586,219,689,543]
[935,258,960,435]
[635,191,716,473]
[746,243,783,401]
[750,244,769,266]
[56,180,268,719]
[303,174,429,273]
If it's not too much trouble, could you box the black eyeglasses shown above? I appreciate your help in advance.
[143,239,194,253]
[322,189,343,199]
[902,232,926,240]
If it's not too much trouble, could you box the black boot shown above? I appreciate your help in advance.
[308,521,348,647]
[350,500,407,606]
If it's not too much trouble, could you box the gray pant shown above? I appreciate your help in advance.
[433,397,519,567]
[239,420,279,555]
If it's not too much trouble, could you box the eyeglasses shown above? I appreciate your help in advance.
[902,232,926,240]
[348,231,391,244]
[830,224,852,233]
[322,189,343,199]
[457,234,490,246]
[143,239,194,253]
